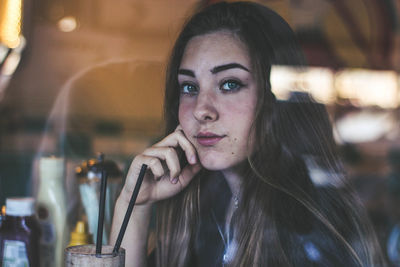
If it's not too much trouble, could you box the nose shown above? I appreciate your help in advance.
[193,92,218,122]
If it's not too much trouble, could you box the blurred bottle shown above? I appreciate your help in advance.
[387,149,400,266]
[75,153,122,244]
[68,220,92,247]
[0,206,5,227]
[387,224,400,266]
[37,157,69,267]
[0,197,41,266]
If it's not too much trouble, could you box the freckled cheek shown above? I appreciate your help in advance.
[178,101,188,118]
[223,105,255,156]
[178,104,194,135]
[226,136,239,156]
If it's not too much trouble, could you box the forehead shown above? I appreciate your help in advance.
[180,31,251,68]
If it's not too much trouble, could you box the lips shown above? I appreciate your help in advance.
[195,132,226,146]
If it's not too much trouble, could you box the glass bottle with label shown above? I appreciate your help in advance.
[75,154,123,244]
[0,197,41,266]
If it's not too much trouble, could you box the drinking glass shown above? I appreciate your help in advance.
[65,245,125,267]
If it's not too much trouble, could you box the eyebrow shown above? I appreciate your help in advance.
[178,69,195,77]
[210,63,249,74]
[178,63,250,78]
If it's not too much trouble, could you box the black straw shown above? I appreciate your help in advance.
[96,169,108,255]
[113,164,147,254]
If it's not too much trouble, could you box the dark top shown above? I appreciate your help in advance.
[192,172,232,266]
[148,173,359,267]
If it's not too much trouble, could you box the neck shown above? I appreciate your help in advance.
[221,166,243,198]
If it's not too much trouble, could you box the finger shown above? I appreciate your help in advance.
[133,155,165,180]
[155,131,197,165]
[174,162,202,186]
[142,146,181,180]
[175,124,183,132]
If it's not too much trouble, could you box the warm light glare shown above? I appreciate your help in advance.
[0,0,22,48]
[335,110,395,143]
[271,65,335,104]
[335,69,399,108]
[57,16,77,32]
[271,66,400,108]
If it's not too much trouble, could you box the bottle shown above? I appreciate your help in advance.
[36,157,69,267]
[0,197,41,266]
[0,206,5,227]
[68,220,92,247]
[76,154,123,244]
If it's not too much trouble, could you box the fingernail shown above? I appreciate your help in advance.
[172,177,179,184]
[190,155,196,164]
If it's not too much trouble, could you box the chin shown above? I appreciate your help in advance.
[199,157,235,171]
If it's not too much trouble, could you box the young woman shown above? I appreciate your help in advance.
[110,2,385,266]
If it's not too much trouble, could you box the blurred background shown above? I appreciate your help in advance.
[1,0,400,264]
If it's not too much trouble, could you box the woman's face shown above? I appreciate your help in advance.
[178,31,258,171]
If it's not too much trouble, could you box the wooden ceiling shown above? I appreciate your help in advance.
[2,0,397,134]
[29,0,400,70]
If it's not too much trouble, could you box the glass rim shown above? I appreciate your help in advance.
[65,245,125,258]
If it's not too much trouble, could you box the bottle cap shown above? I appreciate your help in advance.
[68,220,93,247]
[6,197,35,216]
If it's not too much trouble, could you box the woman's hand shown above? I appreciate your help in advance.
[120,127,201,206]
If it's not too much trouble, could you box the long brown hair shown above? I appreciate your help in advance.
[156,2,385,266]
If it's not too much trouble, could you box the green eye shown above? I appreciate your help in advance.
[220,80,243,92]
[180,83,198,94]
